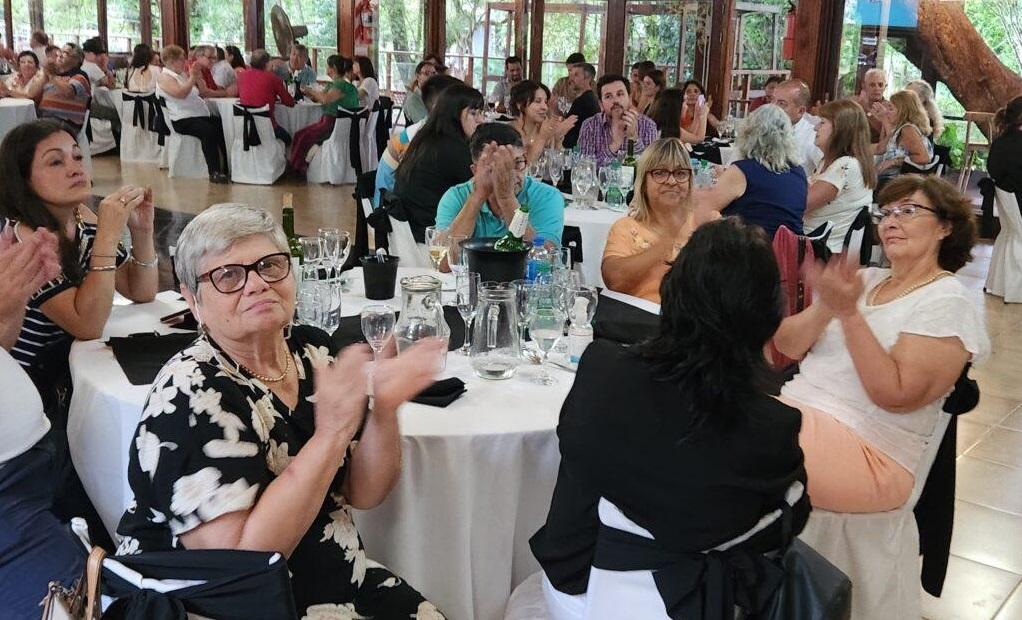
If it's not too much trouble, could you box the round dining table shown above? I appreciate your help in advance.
[206,97,324,151]
[562,200,626,288]
[67,268,572,620]
[0,97,38,144]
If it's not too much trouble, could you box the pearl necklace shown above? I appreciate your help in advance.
[868,270,953,306]
[239,343,292,383]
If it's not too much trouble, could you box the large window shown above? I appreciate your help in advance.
[625,0,710,86]
[444,0,514,97]
[152,0,163,49]
[108,0,142,52]
[45,0,100,45]
[540,0,604,89]
[189,0,244,47]
[377,0,426,93]
[264,0,336,73]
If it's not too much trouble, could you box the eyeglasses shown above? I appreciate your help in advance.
[197,252,292,293]
[871,203,940,224]
[648,168,692,184]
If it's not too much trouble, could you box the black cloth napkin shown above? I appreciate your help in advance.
[412,377,466,407]
[107,331,198,385]
[332,306,466,351]
[161,308,199,331]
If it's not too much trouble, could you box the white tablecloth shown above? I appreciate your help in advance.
[68,269,571,620]
[207,97,323,150]
[562,203,626,288]
[0,97,38,144]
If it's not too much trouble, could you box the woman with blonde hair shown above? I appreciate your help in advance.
[602,137,714,303]
[805,99,877,251]
[875,89,934,186]
[905,80,943,141]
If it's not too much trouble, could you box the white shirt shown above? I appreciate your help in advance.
[0,348,50,464]
[804,156,873,251]
[126,65,161,93]
[792,114,823,177]
[156,67,210,122]
[211,60,236,88]
[357,76,379,109]
[81,59,107,87]
[782,269,990,475]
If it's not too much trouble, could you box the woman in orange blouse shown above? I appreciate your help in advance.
[602,137,716,303]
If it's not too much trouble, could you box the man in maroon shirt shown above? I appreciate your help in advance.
[237,49,296,144]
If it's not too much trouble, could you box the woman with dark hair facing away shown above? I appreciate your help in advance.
[531,217,810,612]
[776,175,989,512]
[648,87,709,144]
[988,95,1022,194]
[393,83,485,242]
[0,120,158,374]
[226,45,247,70]
[125,43,160,92]
[289,54,362,175]
[680,79,720,133]
[508,80,576,163]
[353,54,380,109]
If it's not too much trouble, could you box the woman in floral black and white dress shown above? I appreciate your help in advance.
[116,204,447,619]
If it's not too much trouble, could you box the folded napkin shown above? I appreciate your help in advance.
[161,308,199,331]
[412,377,466,407]
[332,306,466,351]
[107,331,199,385]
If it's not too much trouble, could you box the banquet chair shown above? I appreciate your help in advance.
[359,106,380,173]
[842,206,881,267]
[307,108,369,185]
[900,152,942,177]
[158,99,208,179]
[88,117,117,155]
[387,217,430,268]
[76,115,94,175]
[229,104,286,185]
[118,91,163,164]
[797,412,951,620]
[985,188,1022,302]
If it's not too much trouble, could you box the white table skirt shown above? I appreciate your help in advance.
[207,97,323,151]
[68,269,570,620]
[0,98,38,144]
[562,203,626,288]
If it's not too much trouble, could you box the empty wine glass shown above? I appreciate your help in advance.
[424,226,448,272]
[360,304,396,362]
[511,279,536,358]
[297,288,319,326]
[455,272,480,355]
[529,305,565,385]
[547,150,564,188]
[317,280,342,333]
[299,235,323,282]
[573,164,594,210]
[447,234,469,276]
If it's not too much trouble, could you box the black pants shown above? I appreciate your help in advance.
[274,125,292,146]
[172,116,228,175]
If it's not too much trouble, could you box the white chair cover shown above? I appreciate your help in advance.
[228,104,285,185]
[387,216,431,268]
[797,412,951,620]
[75,115,93,175]
[118,91,162,164]
[307,109,366,185]
[88,118,117,155]
[161,102,208,179]
[360,108,380,173]
[985,188,1022,303]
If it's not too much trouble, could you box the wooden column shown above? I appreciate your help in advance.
[791,0,846,104]
[603,0,626,75]
[160,0,188,48]
[527,0,544,79]
[242,0,264,51]
[3,0,13,49]
[29,0,44,34]
[140,0,153,47]
[705,0,736,121]
[424,0,445,58]
[98,0,109,46]
[513,0,527,60]
[337,0,354,56]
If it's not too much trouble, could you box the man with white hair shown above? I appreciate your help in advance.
[773,78,822,177]
[856,68,888,142]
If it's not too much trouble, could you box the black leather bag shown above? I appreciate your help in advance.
[755,539,852,620]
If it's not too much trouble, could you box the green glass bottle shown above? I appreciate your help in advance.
[621,139,637,188]
[282,193,302,274]
[494,202,531,252]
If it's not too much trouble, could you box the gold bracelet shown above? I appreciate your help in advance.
[130,252,158,268]
[88,264,118,272]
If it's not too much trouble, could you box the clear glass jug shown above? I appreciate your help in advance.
[394,275,450,370]
[469,282,521,380]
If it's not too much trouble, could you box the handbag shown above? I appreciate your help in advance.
[40,547,106,620]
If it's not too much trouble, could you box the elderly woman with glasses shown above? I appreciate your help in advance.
[601,137,716,304]
[774,175,989,513]
[116,204,448,618]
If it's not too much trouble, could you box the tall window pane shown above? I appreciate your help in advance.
[264,0,337,75]
[108,0,142,52]
[625,0,711,86]
[152,0,163,48]
[377,0,425,93]
[9,1,30,50]
[540,0,604,89]
[190,0,244,47]
[445,0,511,97]
[45,0,99,46]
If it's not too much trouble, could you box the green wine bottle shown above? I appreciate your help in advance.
[494,203,531,252]
[621,139,637,188]
[282,193,303,274]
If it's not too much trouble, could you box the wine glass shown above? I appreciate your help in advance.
[557,96,572,116]
[455,272,480,355]
[511,278,536,358]
[318,227,341,278]
[547,150,564,188]
[297,288,319,326]
[299,235,323,281]
[360,304,396,362]
[424,226,448,272]
[529,305,565,385]
[447,234,469,276]
[316,280,342,333]
[573,164,594,210]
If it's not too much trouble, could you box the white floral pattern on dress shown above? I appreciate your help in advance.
[303,603,369,620]
[135,424,178,479]
[412,602,445,620]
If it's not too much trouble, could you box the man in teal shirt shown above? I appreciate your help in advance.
[436,123,564,245]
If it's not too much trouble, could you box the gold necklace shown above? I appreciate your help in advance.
[238,343,292,383]
[869,270,953,305]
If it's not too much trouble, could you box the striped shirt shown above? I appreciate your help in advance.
[577,111,658,168]
[2,217,127,368]
[38,68,92,132]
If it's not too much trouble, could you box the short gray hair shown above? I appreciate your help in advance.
[250,49,270,70]
[864,68,887,84]
[777,78,810,107]
[736,104,799,173]
[174,204,288,295]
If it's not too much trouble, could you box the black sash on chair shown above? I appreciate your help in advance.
[122,91,148,128]
[335,107,370,177]
[152,97,171,146]
[233,105,271,151]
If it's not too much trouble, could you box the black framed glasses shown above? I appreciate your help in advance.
[197,252,292,293]
[871,203,940,224]
[648,168,693,184]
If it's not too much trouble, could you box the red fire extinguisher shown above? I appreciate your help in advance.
[782,1,796,60]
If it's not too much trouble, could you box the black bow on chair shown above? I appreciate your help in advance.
[233,105,271,151]
[153,97,171,146]
[122,91,148,128]
[335,107,370,177]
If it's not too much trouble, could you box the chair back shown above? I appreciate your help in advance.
[842,206,880,267]
[388,217,430,268]
[995,187,1022,237]
[230,104,277,151]
[769,225,816,369]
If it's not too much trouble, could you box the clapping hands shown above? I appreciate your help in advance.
[0,226,61,315]
[805,255,864,318]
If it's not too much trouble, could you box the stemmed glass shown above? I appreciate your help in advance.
[297,288,319,326]
[573,162,594,210]
[511,279,536,359]
[455,272,480,355]
[424,226,448,272]
[360,304,396,362]
[528,285,564,385]
[547,150,564,189]
[447,234,469,276]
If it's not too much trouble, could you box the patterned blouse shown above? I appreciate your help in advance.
[116,325,445,619]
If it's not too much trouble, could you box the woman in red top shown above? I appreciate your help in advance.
[237,49,296,144]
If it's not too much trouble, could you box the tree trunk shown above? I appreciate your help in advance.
[916,0,1022,116]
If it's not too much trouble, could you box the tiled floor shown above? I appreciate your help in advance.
[89,154,1022,619]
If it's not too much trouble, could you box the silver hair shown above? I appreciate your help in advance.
[736,104,799,173]
[864,68,887,83]
[778,78,810,107]
[174,204,288,295]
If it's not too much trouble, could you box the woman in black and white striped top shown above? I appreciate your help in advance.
[0,120,159,371]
